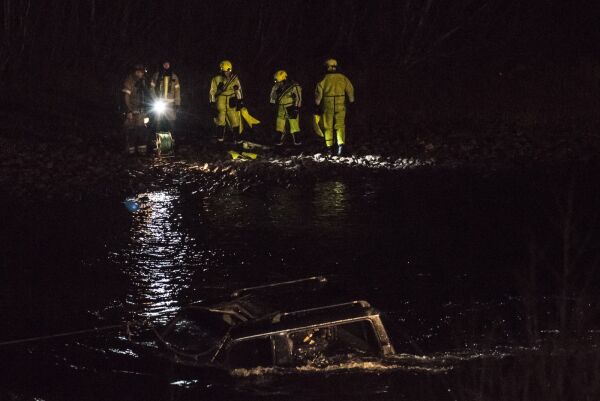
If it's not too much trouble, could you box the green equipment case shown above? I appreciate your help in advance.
[156,131,174,156]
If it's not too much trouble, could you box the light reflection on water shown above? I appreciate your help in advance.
[107,180,354,325]
[118,190,192,322]
[104,180,523,383]
[313,181,349,220]
[110,180,355,323]
[202,186,254,230]
[5,170,588,401]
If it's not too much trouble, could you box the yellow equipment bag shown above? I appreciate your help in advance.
[228,150,258,160]
[241,152,258,160]
[228,150,241,160]
[238,107,261,134]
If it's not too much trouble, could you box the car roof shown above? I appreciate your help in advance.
[229,300,381,341]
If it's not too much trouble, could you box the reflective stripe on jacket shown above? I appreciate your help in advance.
[122,74,146,113]
[150,72,181,106]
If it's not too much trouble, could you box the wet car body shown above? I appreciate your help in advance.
[156,277,396,370]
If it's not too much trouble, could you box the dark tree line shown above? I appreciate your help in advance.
[1,0,599,128]
[3,0,596,79]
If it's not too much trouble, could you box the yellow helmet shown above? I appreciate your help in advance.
[219,60,233,72]
[324,58,338,71]
[273,70,288,82]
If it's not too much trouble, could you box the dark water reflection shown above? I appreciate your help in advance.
[1,165,600,400]
[116,189,193,321]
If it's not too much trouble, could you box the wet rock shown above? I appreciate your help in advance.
[1,123,599,203]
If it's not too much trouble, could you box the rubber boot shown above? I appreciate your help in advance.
[234,129,243,144]
[336,144,344,156]
[292,132,302,146]
[224,127,236,144]
[325,146,334,157]
[275,132,285,146]
[125,129,136,155]
[215,126,226,142]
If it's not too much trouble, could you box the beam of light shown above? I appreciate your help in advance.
[152,100,167,115]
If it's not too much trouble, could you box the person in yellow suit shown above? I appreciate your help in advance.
[209,60,243,143]
[314,59,354,156]
[270,70,302,146]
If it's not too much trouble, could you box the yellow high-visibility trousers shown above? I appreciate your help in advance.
[322,96,346,147]
[214,95,240,128]
[275,103,300,134]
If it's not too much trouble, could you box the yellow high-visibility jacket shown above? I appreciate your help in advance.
[209,73,243,127]
[150,72,181,106]
[270,80,302,107]
[270,80,302,134]
[315,72,354,106]
[315,72,354,132]
[209,73,242,103]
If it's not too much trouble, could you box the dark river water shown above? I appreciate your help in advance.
[1,161,599,400]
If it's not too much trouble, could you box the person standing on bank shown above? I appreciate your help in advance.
[209,60,244,143]
[150,59,181,137]
[121,64,150,155]
[314,59,354,156]
[270,70,302,146]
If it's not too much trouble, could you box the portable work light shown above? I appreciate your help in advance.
[152,100,167,115]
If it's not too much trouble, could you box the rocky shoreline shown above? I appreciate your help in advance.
[1,128,599,203]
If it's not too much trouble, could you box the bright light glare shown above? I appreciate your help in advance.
[153,100,167,114]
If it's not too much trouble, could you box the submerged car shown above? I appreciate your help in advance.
[156,276,396,369]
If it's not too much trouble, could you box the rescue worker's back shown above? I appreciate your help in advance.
[315,59,354,156]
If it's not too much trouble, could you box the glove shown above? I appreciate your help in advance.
[236,99,245,111]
